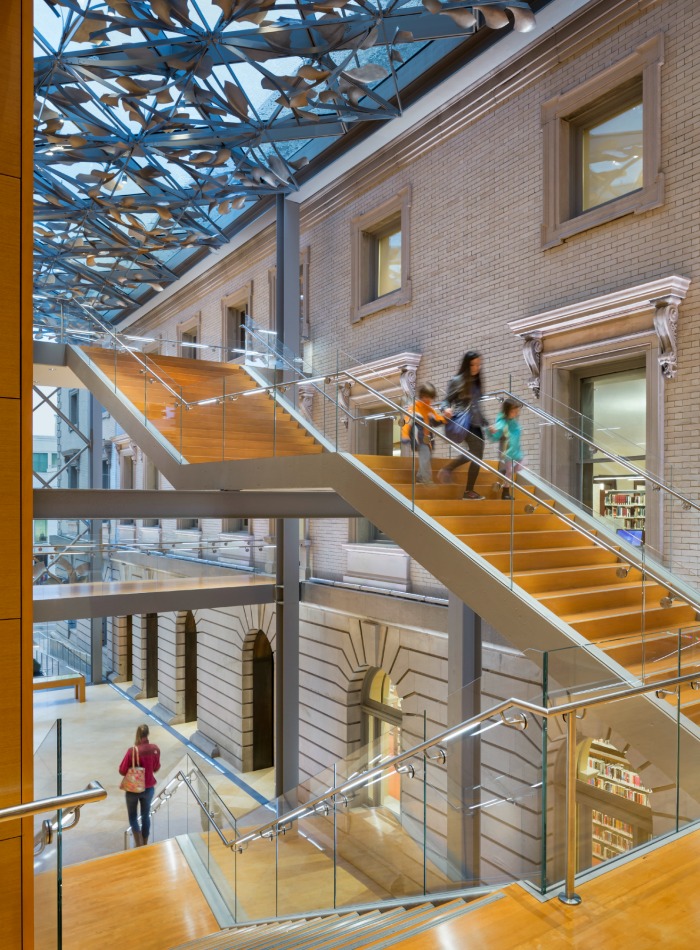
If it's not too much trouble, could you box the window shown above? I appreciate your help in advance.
[181,329,198,358]
[177,518,199,531]
[222,518,249,534]
[33,452,49,473]
[178,314,202,358]
[351,187,411,323]
[69,390,79,426]
[221,285,252,360]
[541,35,663,248]
[34,520,48,543]
[578,90,643,213]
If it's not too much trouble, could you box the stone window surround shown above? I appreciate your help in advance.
[509,275,690,556]
[176,311,202,356]
[541,34,664,249]
[351,186,412,324]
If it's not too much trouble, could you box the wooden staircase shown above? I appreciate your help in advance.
[74,345,700,725]
[83,347,323,462]
[356,454,700,725]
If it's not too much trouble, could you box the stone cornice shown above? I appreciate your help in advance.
[508,276,691,338]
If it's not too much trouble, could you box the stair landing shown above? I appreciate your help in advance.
[52,839,218,950]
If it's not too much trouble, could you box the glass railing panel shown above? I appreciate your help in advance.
[33,521,271,589]
[331,724,428,907]
[274,763,338,916]
[232,798,279,921]
[181,761,240,916]
[542,687,681,891]
[34,718,62,950]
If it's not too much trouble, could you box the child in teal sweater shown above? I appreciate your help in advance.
[490,398,523,500]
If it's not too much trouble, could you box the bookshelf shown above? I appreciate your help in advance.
[603,488,646,531]
[576,738,653,868]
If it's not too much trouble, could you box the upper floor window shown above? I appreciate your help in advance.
[541,35,663,248]
[351,187,411,323]
[375,223,402,298]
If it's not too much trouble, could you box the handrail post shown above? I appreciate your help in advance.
[558,712,581,906]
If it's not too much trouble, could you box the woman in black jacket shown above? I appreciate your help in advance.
[438,351,489,499]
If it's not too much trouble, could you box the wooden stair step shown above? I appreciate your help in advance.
[564,603,697,638]
[514,563,641,594]
[484,547,618,571]
[536,581,668,614]
[457,530,595,553]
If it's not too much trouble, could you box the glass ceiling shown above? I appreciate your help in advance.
[34,0,536,333]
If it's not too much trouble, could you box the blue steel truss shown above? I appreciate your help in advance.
[34,0,535,331]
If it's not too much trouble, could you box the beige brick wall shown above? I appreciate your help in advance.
[121,0,699,594]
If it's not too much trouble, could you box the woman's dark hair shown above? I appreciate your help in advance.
[135,724,150,744]
[456,351,483,402]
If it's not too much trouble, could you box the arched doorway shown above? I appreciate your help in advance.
[184,611,197,723]
[253,631,274,770]
[362,668,403,812]
[145,612,158,699]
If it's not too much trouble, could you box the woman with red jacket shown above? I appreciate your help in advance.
[119,723,161,847]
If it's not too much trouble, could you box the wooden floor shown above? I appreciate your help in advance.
[57,839,218,950]
[395,829,700,950]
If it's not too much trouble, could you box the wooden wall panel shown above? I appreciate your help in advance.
[0,838,22,945]
[0,4,21,179]
[0,176,20,399]
[0,621,21,838]
[0,402,21,617]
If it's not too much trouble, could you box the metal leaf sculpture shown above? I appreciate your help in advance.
[34,0,536,330]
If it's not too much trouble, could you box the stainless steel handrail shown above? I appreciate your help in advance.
[73,301,184,402]
[489,387,700,515]
[34,798,87,855]
[122,758,239,849]
[0,781,107,824]
[338,370,700,617]
[228,671,700,905]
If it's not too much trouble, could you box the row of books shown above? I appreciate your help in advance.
[588,775,649,804]
[588,759,644,785]
[606,493,644,504]
[592,809,633,831]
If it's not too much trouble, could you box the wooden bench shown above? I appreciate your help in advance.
[33,673,86,703]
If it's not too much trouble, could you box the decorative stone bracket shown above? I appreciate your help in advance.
[508,276,691,396]
[652,296,680,379]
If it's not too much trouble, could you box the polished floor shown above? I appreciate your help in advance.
[53,840,219,950]
[34,683,274,867]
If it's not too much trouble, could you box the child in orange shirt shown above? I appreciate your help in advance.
[401,384,449,485]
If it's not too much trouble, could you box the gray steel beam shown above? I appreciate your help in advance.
[33,489,359,520]
[275,195,301,797]
[447,593,482,881]
[89,394,104,684]
[33,580,275,623]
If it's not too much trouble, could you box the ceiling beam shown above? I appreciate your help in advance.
[33,489,361,519]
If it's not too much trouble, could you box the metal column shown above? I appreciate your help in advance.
[274,195,301,797]
[89,394,103,684]
[447,592,482,880]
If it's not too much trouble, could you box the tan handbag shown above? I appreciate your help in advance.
[119,745,146,793]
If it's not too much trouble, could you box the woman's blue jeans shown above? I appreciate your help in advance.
[126,786,155,841]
